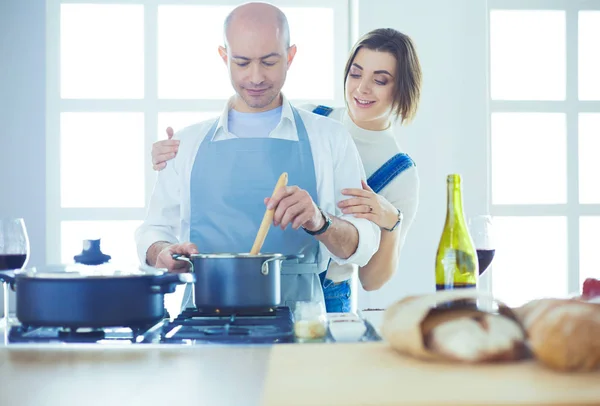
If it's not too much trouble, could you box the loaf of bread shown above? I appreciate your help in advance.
[424,311,527,362]
[513,298,600,372]
[381,290,527,363]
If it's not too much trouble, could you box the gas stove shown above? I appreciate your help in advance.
[4,306,295,345]
[7,324,159,344]
[5,319,165,345]
[160,306,295,345]
[2,306,382,346]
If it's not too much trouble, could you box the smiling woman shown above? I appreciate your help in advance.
[309,28,422,312]
[343,31,421,130]
[345,50,397,131]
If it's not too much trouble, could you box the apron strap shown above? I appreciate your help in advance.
[367,152,416,194]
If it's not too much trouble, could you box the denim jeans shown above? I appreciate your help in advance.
[319,271,351,313]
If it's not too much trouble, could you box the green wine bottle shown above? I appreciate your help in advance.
[435,174,479,291]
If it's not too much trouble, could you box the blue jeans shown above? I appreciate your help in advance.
[319,272,351,313]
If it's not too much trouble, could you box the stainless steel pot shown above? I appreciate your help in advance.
[173,253,301,310]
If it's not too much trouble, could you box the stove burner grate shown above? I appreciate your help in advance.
[160,306,295,344]
[203,326,250,336]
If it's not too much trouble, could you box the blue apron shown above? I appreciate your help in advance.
[180,106,325,311]
[312,105,416,313]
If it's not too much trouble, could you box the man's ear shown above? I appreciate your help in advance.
[218,46,228,65]
[286,44,297,69]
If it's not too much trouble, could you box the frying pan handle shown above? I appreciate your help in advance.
[149,272,195,294]
[0,271,17,292]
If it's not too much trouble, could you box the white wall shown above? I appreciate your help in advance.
[355,0,491,309]
[0,0,46,315]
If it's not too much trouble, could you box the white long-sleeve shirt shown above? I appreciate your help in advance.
[135,95,381,273]
[300,105,420,282]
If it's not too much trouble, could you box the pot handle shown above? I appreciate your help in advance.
[149,272,195,294]
[172,254,194,272]
[261,254,305,276]
[279,254,304,262]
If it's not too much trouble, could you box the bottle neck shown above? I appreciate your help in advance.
[447,180,465,224]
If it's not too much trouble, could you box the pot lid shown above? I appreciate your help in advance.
[189,253,288,259]
[13,237,167,278]
[15,263,167,279]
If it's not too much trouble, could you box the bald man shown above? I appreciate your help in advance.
[135,2,380,311]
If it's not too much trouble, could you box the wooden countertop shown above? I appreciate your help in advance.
[1,342,599,406]
[262,342,600,406]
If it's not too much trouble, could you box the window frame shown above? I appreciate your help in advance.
[45,0,349,265]
[487,0,600,297]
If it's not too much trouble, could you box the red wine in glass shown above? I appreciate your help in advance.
[0,218,30,322]
[0,254,27,271]
[0,218,30,271]
[476,249,495,276]
[468,215,494,276]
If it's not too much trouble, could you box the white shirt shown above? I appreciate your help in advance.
[135,95,381,273]
[300,105,420,282]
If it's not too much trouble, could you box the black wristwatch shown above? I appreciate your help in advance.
[382,209,403,232]
[302,207,332,236]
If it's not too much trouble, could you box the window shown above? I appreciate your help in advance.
[46,0,349,266]
[488,0,600,306]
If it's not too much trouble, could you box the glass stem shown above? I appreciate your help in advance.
[3,282,9,321]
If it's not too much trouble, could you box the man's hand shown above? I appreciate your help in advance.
[264,185,362,260]
[151,242,199,273]
[265,186,324,232]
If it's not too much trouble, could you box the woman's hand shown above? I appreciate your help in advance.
[338,180,398,230]
[152,127,180,171]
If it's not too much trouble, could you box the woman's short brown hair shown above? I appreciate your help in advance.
[344,28,422,125]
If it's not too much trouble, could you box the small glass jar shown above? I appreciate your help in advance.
[293,301,327,341]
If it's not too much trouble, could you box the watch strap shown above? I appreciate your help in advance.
[303,207,331,236]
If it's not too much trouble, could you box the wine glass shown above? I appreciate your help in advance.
[468,215,495,276]
[0,218,30,325]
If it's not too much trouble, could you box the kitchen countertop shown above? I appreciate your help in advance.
[0,344,272,406]
[1,311,599,406]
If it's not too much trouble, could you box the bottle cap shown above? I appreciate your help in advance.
[447,174,462,183]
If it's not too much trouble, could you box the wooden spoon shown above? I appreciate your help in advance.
[250,172,288,255]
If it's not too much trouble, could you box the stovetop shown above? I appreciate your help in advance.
[4,306,295,345]
[160,306,295,345]
[3,307,382,346]
[6,321,164,344]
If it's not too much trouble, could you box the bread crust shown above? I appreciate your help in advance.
[514,299,600,372]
